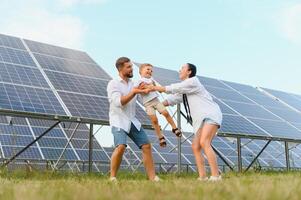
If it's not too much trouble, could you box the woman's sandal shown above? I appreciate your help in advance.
[159,136,167,147]
[172,128,182,137]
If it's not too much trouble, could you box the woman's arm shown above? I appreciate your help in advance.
[149,78,198,95]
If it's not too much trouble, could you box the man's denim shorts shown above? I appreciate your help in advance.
[111,123,150,149]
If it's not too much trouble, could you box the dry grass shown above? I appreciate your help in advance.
[0,170,301,200]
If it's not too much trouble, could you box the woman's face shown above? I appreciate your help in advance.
[179,64,190,80]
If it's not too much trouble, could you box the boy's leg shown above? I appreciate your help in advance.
[149,114,164,138]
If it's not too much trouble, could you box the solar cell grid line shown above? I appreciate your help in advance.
[0,62,50,88]
[0,46,36,67]
[44,70,109,97]
[24,39,96,64]
[33,53,110,79]
[259,87,301,114]
[0,83,66,115]
[0,34,26,50]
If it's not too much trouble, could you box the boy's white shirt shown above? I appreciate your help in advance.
[135,77,159,104]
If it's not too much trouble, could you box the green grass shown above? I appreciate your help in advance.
[0,170,301,200]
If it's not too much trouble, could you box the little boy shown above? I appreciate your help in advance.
[136,63,182,147]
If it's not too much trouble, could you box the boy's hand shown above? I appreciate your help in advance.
[138,82,147,89]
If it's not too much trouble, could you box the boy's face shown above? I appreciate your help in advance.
[140,66,153,78]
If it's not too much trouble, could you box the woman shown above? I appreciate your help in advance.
[150,63,223,181]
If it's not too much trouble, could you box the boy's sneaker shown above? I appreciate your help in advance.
[208,175,222,182]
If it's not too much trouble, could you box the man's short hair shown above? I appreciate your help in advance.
[115,57,131,70]
[187,63,197,78]
[139,63,153,74]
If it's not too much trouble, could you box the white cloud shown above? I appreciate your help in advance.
[279,3,301,45]
[0,0,107,49]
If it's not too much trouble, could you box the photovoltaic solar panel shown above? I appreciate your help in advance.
[261,88,301,113]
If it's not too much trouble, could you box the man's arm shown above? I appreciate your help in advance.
[120,83,150,106]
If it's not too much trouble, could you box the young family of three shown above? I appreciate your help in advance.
[107,57,223,182]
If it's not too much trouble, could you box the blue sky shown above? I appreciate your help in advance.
[1,0,301,94]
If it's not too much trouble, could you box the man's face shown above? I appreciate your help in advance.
[120,61,133,78]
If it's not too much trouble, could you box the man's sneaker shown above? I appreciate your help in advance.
[197,177,209,181]
[208,175,222,182]
[152,175,161,182]
[109,177,117,182]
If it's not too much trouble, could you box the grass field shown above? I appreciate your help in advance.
[0,170,301,200]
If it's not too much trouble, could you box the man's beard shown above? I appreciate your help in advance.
[126,72,133,78]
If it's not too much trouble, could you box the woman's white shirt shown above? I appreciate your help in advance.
[165,77,222,133]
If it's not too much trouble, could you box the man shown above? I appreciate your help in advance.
[107,57,160,181]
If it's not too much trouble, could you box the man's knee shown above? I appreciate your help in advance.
[141,143,152,152]
[114,144,126,155]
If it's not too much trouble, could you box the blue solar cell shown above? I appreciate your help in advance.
[76,149,109,161]
[220,115,269,137]
[265,107,301,124]
[31,127,65,138]
[248,118,301,140]
[33,53,109,79]
[205,86,253,103]
[152,66,181,81]
[263,88,301,112]
[2,146,42,159]
[0,62,49,88]
[0,34,26,50]
[58,91,109,120]
[0,47,36,67]
[45,70,108,96]
[25,39,96,64]
[243,93,288,109]
[0,134,37,146]
[222,81,260,95]
[0,83,66,115]
[40,148,77,160]
[0,124,33,136]
[38,137,69,148]
[223,100,281,121]
[292,123,301,130]
[214,98,237,115]
[198,76,230,89]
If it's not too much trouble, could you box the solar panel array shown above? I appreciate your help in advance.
[1,33,301,171]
